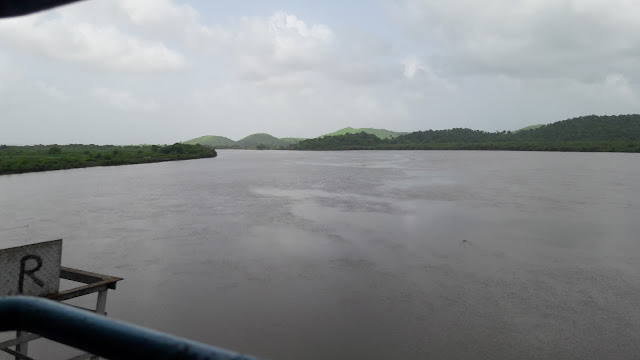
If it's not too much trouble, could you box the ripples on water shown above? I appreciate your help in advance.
[1,150,640,359]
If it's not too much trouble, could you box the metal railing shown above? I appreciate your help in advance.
[0,296,258,360]
[1,266,123,359]
[0,0,86,18]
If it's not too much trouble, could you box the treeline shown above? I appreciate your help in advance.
[0,143,217,175]
[292,115,640,152]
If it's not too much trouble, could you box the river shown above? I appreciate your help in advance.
[2,150,640,359]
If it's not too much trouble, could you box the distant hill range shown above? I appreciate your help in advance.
[182,133,308,149]
[321,127,408,139]
[183,115,640,152]
[292,115,640,153]
[183,127,407,149]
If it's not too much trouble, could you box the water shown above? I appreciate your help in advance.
[2,150,640,359]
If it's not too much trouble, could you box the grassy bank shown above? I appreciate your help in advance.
[0,143,217,175]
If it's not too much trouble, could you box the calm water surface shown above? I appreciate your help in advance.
[2,150,640,359]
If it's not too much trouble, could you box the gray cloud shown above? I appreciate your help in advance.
[393,0,640,82]
[0,8,186,72]
[1,0,640,145]
[91,87,158,112]
[35,81,69,102]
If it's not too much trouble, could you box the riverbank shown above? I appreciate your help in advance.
[291,140,640,152]
[0,143,216,175]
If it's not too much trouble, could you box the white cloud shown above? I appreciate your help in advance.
[35,81,68,102]
[579,74,639,105]
[192,11,403,89]
[219,12,335,80]
[3,0,640,145]
[116,0,199,26]
[114,0,217,48]
[91,87,158,112]
[161,11,340,82]
[402,55,455,92]
[403,56,421,79]
[393,0,640,82]
[0,11,186,72]
[270,12,333,64]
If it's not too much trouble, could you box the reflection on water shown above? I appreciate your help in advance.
[2,150,640,359]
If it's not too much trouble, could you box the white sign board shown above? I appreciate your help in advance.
[0,239,62,297]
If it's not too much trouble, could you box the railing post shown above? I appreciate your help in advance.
[90,290,109,360]
[15,331,28,360]
[95,290,107,315]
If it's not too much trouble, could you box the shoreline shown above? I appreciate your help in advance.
[0,143,216,176]
[0,155,216,176]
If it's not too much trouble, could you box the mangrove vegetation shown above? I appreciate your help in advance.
[0,143,217,175]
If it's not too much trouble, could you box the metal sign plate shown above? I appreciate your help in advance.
[0,239,62,296]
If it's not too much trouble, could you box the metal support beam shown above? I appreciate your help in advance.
[68,353,96,360]
[90,292,108,360]
[0,333,40,349]
[60,267,120,288]
[95,290,107,315]
[2,347,36,360]
[15,331,28,360]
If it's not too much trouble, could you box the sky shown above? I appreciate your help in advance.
[1,0,640,145]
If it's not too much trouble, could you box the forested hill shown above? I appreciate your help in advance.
[292,115,640,152]
[183,135,236,147]
[182,134,306,149]
[237,133,290,147]
[515,124,545,132]
[321,127,408,139]
[512,115,640,141]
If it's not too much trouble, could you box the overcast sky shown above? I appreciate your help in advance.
[1,0,639,144]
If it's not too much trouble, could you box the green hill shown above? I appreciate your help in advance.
[183,134,305,149]
[280,137,307,145]
[236,133,290,148]
[321,127,408,139]
[511,115,640,142]
[386,115,640,143]
[183,135,236,147]
[515,124,546,132]
[293,115,640,152]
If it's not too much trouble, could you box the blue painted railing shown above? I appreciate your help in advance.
[0,296,258,360]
